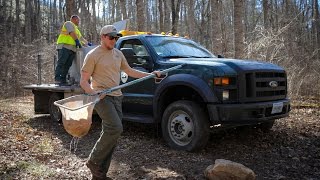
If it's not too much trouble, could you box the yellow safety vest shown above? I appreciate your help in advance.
[56,21,82,45]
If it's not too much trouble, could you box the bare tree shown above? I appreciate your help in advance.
[66,0,76,18]
[233,0,245,58]
[0,1,7,91]
[163,0,171,32]
[158,0,164,32]
[211,0,222,55]
[15,0,20,41]
[24,0,32,44]
[33,0,42,40]
[171,0,181,35]
[58,0,63,22]
[185,0,195,39]
[263,0,269,29]
[312,0,320,60]
[119,0,128,19]
[136,0,145,31]
[110,0,115,23]
[91,0,97,42]
[0,0,319,98]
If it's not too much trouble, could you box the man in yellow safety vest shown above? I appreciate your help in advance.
[55,15,92,85]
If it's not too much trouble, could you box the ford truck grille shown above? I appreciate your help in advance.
[243,71,287,102]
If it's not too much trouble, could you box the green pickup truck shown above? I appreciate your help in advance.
[25,33,290,152]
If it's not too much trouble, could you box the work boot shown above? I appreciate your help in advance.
[86,160,107,180]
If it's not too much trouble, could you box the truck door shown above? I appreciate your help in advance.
[119,39,155,117]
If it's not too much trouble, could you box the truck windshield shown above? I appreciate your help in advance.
[145,36,215,58]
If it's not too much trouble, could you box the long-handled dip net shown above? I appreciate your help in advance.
[54,65,183,150]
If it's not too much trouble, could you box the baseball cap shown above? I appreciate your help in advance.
[100,25,122,37]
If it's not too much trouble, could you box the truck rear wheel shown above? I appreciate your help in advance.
[48,93,63,123]
[161,100,210,152]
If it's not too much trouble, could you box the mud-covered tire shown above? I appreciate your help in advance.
[161,100,210,152]
[48,93,63,123]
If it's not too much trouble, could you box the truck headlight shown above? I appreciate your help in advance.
[222,90,229,101]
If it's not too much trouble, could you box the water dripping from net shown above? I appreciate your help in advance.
[70,137,80,152]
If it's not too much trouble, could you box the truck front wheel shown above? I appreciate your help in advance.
[48,93,63,123]
[161,100,210,152]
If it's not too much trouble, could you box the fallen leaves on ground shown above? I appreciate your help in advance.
[0,96,319,179]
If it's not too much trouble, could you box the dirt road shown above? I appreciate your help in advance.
[0,96,319,179]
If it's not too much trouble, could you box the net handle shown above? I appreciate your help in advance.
[99,64,184,95]
[54,64,184,111]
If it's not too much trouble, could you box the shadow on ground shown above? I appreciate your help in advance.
[25,109,320,179]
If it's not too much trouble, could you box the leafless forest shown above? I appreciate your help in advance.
[0,0,319,102]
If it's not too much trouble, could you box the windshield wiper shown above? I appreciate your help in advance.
[162,55,191,58]
[187,55,212,58]
[162,55,213,58]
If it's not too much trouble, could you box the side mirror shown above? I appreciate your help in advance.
[120,48,153,71]
[135,56,153,71]
[141,56,154,71]
[217,54,224,58]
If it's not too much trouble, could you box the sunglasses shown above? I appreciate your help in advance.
[104,35,119,41]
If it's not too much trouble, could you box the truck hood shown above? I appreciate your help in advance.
[168,57,284,76]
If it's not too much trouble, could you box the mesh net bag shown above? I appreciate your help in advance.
[54,95,99,138]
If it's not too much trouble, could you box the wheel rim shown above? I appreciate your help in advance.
[167,110,194,146]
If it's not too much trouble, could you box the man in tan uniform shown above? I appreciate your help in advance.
[80,25,160,180]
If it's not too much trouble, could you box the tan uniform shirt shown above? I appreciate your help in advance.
[81,46,130,96]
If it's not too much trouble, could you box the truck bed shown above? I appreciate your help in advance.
[24,84,83,93]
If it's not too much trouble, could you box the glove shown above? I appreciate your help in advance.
[87,42,93,46]
[75,39,82,48]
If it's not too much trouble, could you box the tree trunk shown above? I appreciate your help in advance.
[152,0,158,32]
[171,0,181,35]
[8,0,13,46]
[24,0,32,44]
[233,0,245,58]
[211,0,222,55]
[163,0,171,33]
[185,0,195,39]
[136,0,144,31]
[313,0,320,60]
[58,0,63,21]
[33,0,41,41]
[91,0,97,42]
[272,0,278,31]
[145,0,150,31]
[15,0,20,41]
[52,0,57,42]
[263,0,269,29]
[119,0,127,20]
[48,0,52,42]
[158,0,164,32]
[127,0,134,29]
[66,0,75,18]
[263,0,272,61]
[0,1,7,90]
[284,0,294,62]
[110,0,115,23]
